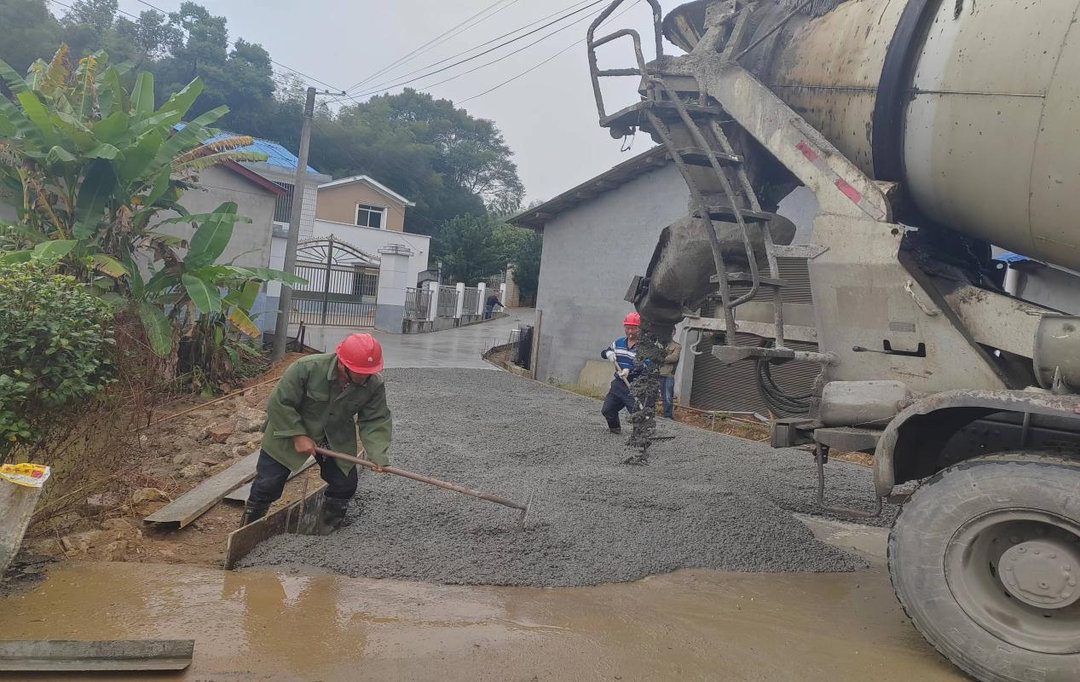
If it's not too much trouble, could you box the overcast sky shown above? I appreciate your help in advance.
[109,0,664,203]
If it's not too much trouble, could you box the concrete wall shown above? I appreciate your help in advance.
[533,163,690,387]
[504,265,521,307]
[154,166,279,331]
[316,182,407,232]
[164,166,277,269]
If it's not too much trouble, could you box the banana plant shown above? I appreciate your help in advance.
[0,46,304,381]
[132,200,305,358]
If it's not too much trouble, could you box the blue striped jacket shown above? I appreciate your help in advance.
[601,338,650,380]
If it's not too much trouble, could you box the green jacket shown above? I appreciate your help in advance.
[261,353,392,474]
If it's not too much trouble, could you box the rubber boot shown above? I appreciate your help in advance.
[239,501,270,528]
[316,497,350,535]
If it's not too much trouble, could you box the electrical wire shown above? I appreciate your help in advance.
[341,0,523,94]
[334,0,608,104]
[457,0,643,104]
[339,0,597,98]
[374,3,607,102]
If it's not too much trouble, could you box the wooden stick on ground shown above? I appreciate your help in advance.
[0,640,194,672]
[142,376,282,430]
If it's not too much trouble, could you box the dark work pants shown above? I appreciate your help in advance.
[248,449,359,505]
[601,378,638,429]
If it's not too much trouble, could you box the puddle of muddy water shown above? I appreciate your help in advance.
[0,562,967,682]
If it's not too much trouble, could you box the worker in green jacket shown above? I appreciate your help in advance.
[240,333,392,532]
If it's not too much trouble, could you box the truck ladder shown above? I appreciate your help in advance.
[587,0,797,358]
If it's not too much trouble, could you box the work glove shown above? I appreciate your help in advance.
[602,349,615,361]
[618,368,630,380]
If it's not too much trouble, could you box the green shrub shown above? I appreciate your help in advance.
[0,261,115,459]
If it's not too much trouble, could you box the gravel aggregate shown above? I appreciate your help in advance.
[240,368,894,586]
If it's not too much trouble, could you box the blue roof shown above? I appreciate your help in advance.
[204,131,319,174]
[175,123,319,173]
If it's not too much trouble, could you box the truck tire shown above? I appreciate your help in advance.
[890,453,1080,682]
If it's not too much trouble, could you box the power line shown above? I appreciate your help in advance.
[341,0,595,97]
[334,0,608,104]
[342,0,520,94]
[393,3,609,101]
[459,0,643,104]
[458,44,578,105]
[337,0,604,101]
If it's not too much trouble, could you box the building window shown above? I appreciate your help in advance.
[273,181,294,223]
[356,204,385,229]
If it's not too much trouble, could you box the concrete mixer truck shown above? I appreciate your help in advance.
[583,1,1080,679]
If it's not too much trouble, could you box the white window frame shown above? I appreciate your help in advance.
[356,203,387,229]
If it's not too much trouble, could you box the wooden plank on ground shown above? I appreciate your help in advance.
[0,639,194,672]
[0,479,45,576]
[143,450,260,529]
[224,457,316,503]
[224,482,326,570]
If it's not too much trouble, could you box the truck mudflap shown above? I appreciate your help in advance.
[873,389,1080,498]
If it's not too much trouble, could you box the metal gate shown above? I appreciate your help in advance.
[288,237,379,327]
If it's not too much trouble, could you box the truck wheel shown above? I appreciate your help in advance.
[890,453,1080,682]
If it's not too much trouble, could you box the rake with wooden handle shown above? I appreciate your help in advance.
[314,447,535,530]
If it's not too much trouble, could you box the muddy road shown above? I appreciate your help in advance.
[0,562,965,682]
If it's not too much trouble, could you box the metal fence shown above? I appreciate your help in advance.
[437,285,458,318]
[461,287,480,316]
[404,287,431,320]
[289,298,376,327]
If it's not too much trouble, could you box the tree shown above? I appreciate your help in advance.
[435,214,507,285]
[509,230,542,306]
[152,2,275,128]
[59,0,141,65]
[2,3,527,252]
[0,0,60,75]
[324,89,523,234]
[0,48,301,389]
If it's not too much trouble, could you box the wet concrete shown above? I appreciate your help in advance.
[0,561,966,682]
[239,368,889,585]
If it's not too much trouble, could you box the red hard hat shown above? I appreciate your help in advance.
[623,312,641,327]
[336,333,384,375]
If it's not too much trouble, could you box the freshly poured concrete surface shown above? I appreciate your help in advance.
[0,562,965,682]
[240,368,888,585]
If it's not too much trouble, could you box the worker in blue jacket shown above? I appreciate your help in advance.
[600,312,645,434]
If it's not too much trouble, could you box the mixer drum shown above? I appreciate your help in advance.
[664,0,1080,271]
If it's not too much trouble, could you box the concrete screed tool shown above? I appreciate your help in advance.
[314,446,534,530]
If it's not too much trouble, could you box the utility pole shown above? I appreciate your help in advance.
[272,86,316,360]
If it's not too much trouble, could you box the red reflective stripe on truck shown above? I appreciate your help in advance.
[835,179,862,204]
[796,141,819,162]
